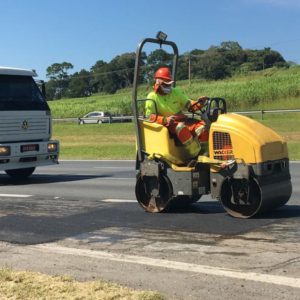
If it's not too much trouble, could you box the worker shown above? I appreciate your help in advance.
[145,67,209,158]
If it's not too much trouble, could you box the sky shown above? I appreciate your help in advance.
[1,0,300,80]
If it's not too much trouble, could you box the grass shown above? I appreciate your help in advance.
[53,113,300,161]
[185,67,300,110]
[0,268,164,300]
[48,67,300,118]
[248,113,300,160]
[49,66,300,160]
[53,122,136,160]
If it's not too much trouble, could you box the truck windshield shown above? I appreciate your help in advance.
[0,75,50,111]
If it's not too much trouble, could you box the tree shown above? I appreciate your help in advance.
[90,60,109,93]
[46,62,73,81]
[44,41,289,99]
[66,69,93,98]
[244,48,288,71]
[46,62,74,99]
[109,52,136,89]
[90,54,137,94]
[196,50,230,80]
[146,49,173,83]
[220,41,242,52]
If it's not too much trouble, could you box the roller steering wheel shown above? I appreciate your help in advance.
[189,97,227,125]
[205,98,227,122]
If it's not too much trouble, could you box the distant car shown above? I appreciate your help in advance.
[78,111,112,124]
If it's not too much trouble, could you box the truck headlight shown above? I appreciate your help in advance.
[0,146,10,156]
[47,143,57,153]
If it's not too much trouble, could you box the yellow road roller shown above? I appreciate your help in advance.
[131,33,292,218]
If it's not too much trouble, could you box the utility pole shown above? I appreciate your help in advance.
[188,54,191,86]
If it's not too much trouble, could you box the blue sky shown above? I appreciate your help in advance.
[1,0,300,79]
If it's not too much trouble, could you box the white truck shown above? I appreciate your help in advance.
[0,66,59,179]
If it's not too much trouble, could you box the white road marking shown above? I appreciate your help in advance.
[98,177,133,180]
[60,159,135,162]
[32,244,300,289]
[93,166,132,169]
[0,193,32,198]
[102,199,136,203]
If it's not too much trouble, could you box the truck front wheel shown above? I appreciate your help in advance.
[5,167,36,179]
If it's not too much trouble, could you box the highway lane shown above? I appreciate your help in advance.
[0,161,299,299]
[0,160,136,200]
[0,160,299,244]
[0,160,299,202]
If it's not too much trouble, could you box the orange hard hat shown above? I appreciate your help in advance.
[154,67,173,83]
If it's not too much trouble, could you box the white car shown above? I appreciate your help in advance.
[78,111,112,124]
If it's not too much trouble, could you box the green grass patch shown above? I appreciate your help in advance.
[245,113,300,132]
[51,66,300,161]
[53,122,136,160]
[53,113,300,160]
[286,142,300,161]
[0,268,164,299]
[257,113,300,160]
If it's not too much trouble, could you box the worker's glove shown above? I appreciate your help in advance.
[189,96,208,112]
[165,114,187,125]
[197,96,209,105]
[166,115,176,125]
[147,114,165,124]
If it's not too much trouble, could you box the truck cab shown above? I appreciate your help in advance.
[0,66,59,179]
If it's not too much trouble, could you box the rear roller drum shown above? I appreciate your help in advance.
[135,174,173,213]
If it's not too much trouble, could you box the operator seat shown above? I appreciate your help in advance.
[139,120,196,166]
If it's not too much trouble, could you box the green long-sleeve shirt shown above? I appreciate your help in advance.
[145,87,190,117]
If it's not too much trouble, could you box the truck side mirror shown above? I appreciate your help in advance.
[41,80,46,98]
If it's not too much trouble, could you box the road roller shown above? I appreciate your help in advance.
[131,33,292,218]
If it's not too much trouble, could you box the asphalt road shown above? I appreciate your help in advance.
[0,161,299,299]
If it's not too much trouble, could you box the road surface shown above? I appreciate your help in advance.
[0,161,299,299]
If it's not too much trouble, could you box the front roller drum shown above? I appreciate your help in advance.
[219,177,292,218]
[135,174,173,213]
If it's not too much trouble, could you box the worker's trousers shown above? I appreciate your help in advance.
[166,118,208,157]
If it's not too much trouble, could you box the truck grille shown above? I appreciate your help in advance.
[0,113,50,142]
[212,131,235,160]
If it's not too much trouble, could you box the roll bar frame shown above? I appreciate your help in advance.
[131,36,179,163]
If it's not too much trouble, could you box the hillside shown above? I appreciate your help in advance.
[48,66,300,118]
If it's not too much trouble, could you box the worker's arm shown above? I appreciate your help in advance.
[145,93,167,125]
[147,113,166,124]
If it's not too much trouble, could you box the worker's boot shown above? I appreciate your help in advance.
[184,138,201,163]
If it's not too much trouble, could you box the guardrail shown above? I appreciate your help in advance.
[53,109,300,123]
[53,116,133,123]
[233,108,300,120]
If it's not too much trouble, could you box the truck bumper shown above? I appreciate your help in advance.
[0,140,59,171]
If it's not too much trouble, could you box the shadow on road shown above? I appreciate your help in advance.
[255,205,300,219]
[169,202,300,219]
[0,199,298,245]
[0,174,113,186]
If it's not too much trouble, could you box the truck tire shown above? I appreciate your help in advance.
[5,167,36,179]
